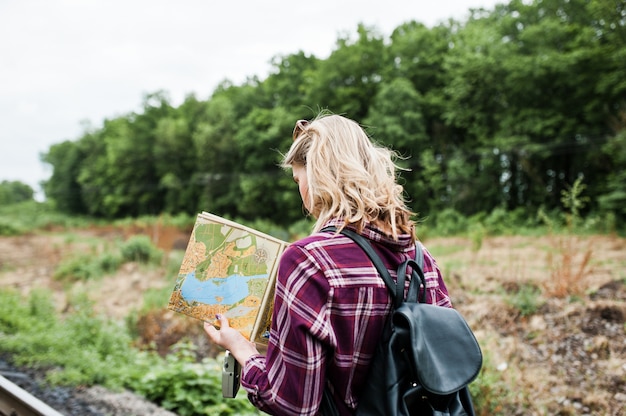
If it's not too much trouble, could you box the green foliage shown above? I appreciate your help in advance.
[120,235,163,264]
[0,200,93,235]
[467,222,486,252]
[0,217,25,236]
[560,176,589,228]
[37,0,626,231]
[0,180,34,205]
[307,24,386,120]
[54,254,111,282]
[506,283,544,317]
[53,234,162,282]
[131,344,259,416]
[432,208,469,236]
[469,351,517,415]
[0,289,158,388]
[598,130,626,224]
[288,218,316,240]
[41,140,86,214]
[0,289,257,414]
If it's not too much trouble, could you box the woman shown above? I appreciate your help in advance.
[204,113,452,415]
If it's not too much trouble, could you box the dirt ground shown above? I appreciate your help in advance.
[0,225,624,415]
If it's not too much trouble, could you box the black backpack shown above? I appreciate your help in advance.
[320,227,482,416]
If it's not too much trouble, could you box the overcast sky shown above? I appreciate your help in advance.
[0,0,502,198]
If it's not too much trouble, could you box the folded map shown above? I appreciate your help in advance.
[168,212,288,345]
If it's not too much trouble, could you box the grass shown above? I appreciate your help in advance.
[543,235,593,298]
[0,196,623,414]
[0,287,259,415]
[53,234,164,283]
[469,350,518,415]
[505,283,544,317]
[427,244,466,257]
[0,200,98,235]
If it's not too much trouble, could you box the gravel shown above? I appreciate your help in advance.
[0,358,177,416]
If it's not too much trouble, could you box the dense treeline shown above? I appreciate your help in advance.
[0,180,34,205]
[42,0,626,228]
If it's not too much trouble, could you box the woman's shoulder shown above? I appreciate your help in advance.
[287,228,342,253]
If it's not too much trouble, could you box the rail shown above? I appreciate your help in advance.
[0,375,64,416]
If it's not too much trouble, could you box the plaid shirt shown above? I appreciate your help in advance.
[241,218,452,416]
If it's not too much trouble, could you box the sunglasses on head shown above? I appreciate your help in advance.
[292,119,309,141]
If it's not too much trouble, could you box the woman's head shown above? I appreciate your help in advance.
[282,113,414,239]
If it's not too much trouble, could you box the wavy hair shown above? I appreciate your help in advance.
[282,113,415,240]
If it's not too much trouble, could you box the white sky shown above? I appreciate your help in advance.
[0,0,502,199]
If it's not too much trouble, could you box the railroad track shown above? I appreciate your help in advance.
[0,375,64,416]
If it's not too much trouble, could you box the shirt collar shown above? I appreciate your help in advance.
[321,217,414,252]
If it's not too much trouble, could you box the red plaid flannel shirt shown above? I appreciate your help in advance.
[241,218,452,415]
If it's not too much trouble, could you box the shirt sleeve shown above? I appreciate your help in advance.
[241,243,332,416]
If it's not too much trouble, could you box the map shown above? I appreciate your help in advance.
[168,212,288,344]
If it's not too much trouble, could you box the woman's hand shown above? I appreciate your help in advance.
[203,314,260,365]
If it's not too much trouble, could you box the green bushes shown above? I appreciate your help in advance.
[132,344,259,416]
[54,254,118,281]
[54,235,162,282]
[0,289,155,388]
[120,235,163,264]
[427,204,616,238]
[0,288,257,415]
[0,218,25,236]
[469,351,517,415]
[0,200,94,235]
[506,283,544,317]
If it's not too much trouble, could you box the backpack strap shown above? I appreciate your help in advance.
[321,226,420,307]
[400,259,426,304]
[415,240,424,270]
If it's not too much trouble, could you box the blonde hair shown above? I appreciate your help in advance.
[282,113,415,240]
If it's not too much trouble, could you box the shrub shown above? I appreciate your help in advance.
[120,235,163,264]
[131,343,259,416]
[54,255,104,281]
[98,251,123,273]
[0,289,158,388]
[469,351,517,415]
[506,283,544,317]
[433,208,469,236]
[0,218,25,236]
[467,222,486,252]
[0,200,94,234]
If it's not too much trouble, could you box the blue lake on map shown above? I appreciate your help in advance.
[180,271,267,305]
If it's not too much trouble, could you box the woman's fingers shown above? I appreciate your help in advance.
[203,314,232,345]
[203,320,219,342]
[203,314,260,364]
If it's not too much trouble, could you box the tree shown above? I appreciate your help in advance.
[0,180,34,205]
[233,106,303,224]
[191,95,241,216]
[42,140,86,213]
[441,0,622,213]
[263,51,320,109]
[385,21,456,148]
[598,130,626,221]
[363,78,430,212]
[307,24,386,120]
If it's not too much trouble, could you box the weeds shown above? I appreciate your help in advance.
[469,351,517,415]
[539,177,594,298]
[543,237,593,297]
[506,283,544,317]
[0,288,154,387]
[120,235,163,264]
[53,235,162,282]
[0,288,257,415]
[133,343,259,416]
